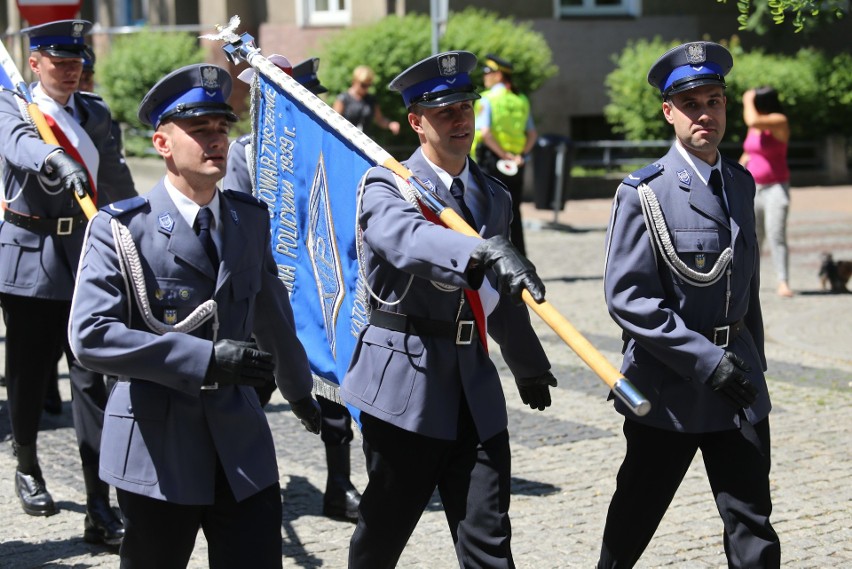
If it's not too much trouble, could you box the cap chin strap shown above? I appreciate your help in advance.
[664,74,726,98]
[157,102,237,125]
[410,84,477,106]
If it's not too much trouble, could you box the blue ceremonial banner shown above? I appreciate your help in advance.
[250,69,372,399]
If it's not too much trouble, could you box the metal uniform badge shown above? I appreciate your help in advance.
[158,212,175,233]
[677,169,691,186]
[695,254,706,269]
[230,209,239,225]
[685,43,706,65]
[72,22,85,38]
[201,66,220,91]
[438,53,458,76]
[164,308,177,325]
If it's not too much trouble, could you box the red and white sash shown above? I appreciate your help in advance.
[33,85,99,202]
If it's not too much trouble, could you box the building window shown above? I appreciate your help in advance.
[558,0,641,17]
[303,0,351,26]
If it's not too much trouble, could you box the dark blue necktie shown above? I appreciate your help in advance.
[194,207,219,270]
[449,177,476,227]
[709,169,728,217]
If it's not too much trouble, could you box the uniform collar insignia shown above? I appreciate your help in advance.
[677,169,691,186]
[158,212,175,233]
[230,209,239,225]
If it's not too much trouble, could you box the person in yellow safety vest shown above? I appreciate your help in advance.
[472,53,538,255]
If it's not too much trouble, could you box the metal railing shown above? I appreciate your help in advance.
[572,139,824,171]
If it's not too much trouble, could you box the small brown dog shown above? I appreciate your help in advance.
[818,252,852,293]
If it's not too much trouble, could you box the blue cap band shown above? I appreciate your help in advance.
[662,62,725,93]
[30,34,85,50]
[151,86,227,128]
[402,73,472,108]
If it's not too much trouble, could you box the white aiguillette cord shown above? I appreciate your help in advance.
[110,217,219,338]
[637,183,733,316]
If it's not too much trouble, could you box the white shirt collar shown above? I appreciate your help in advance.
[674,139,722,187]
[421,153,471,191]
[162,177,222,232]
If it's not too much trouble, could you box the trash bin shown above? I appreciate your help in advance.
[532,134,573,210]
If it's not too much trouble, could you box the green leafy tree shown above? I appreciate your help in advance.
[717,0,847,33]
[603,37,677,141]
[99,30,205,129]
[319,7,557,150]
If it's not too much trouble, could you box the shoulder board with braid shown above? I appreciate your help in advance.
[621,163,664,188]
[100,196,147,217]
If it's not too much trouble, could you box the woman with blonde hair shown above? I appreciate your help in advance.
[333,65,400,136]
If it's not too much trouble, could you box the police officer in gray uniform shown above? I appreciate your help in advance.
[340,51,557,568]
[598,42,780,568]
[0,19,134,542]
[68,63,322,567]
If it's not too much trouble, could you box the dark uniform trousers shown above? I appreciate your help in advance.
[477,146,526,256]
[117,461,283,569]
[598,418,781,569]
[1,293,105,466]
[349,400,514,569]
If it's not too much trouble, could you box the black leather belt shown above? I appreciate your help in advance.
[3,208,87,236]
[703,320,743,348]
[369,309,478,345]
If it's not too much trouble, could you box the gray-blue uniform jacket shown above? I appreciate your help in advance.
[69,183,314,504]
[340,148,550,442]
[604,144,770,433]
[0,87,135,301]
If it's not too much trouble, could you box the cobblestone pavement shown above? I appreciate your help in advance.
[1,173,850,567]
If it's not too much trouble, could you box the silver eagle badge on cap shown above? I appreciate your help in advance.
[201,66,220,91]
[439,54,458,76]
[72,22,85,37]
[685,43,706,65]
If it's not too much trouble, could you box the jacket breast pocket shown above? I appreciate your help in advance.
[101,381,168,486]
[355,326,425,416]
[148,277,207,327]
[0,229,42,288]
[673,229,721,273]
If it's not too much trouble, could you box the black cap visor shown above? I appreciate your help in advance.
[35,45,87,59]
[411,86,480,109]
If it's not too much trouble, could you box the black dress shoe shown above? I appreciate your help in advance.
[323,487,361,522]
[84,496,125,546]
[15,470,58,516]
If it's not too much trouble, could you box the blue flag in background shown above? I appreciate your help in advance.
[251,70,372,409]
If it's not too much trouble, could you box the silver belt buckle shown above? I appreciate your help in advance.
[456,320,475,345]
[712,325,730,348]
[57,217,74,235]
[200,382,219,391]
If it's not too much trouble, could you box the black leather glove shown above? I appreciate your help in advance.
[470,236,545,304]
[516,371,558,411]
[290,396,322,434]
[44,151,92,199]
[204,339,274,388]
[708,351,758,409]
